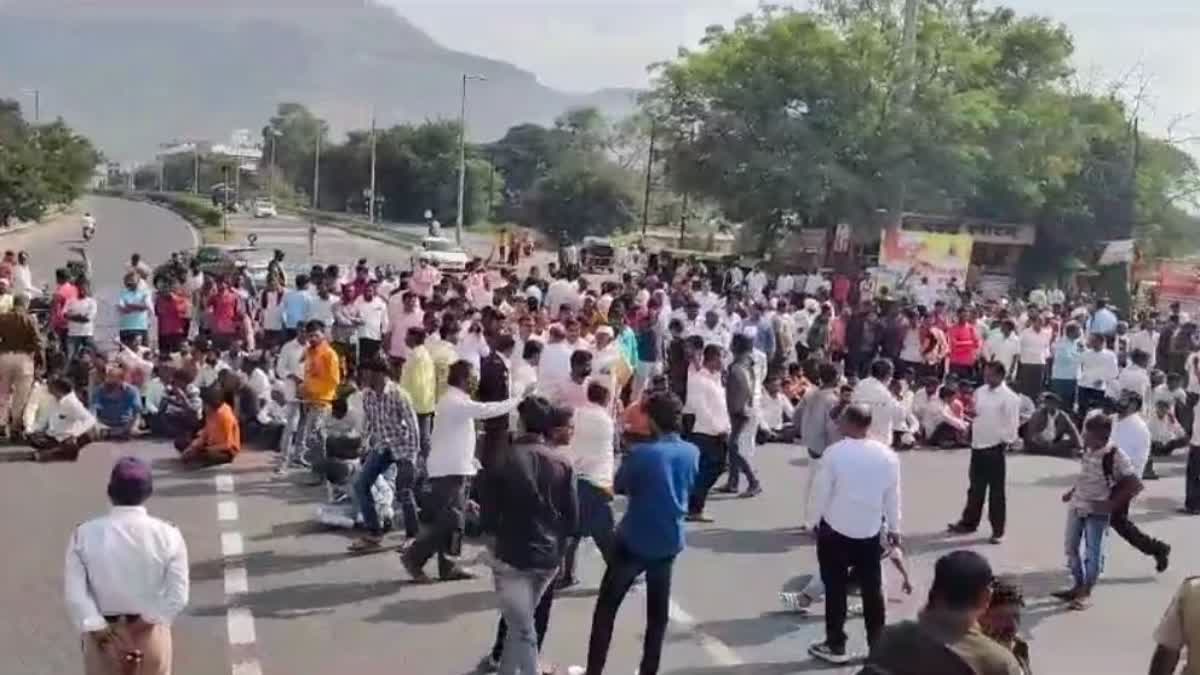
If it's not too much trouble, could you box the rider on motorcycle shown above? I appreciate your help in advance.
[81,212,96,240]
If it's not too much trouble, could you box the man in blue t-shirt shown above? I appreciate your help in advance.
[116,272,152,348]
[579,390,698,675]
[91,367,142,440]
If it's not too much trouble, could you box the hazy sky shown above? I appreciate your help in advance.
[392,0,1200,140]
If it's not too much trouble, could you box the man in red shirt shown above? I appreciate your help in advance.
[154,278,192,355]
[947,308,982,383]
[206,276,241,350]
[50,268,78,347]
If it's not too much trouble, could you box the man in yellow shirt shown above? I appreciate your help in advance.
[290,320,341,478]
[428,320,460,400]
[400,326,436,457]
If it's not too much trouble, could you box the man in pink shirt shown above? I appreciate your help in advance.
[50,268,78,345]
[947,307,982,382]
[387,291,424,362]
[410,259,441,299]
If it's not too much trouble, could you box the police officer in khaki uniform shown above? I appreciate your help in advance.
[1150,576,1200,675]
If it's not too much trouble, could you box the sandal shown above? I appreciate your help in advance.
[347,537,384,554]
[1067,597,1091,611]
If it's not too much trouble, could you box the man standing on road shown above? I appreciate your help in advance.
[807,403,901,665]
[64,278,97,362]
[117,272,153,348]
[296,321,340,478]
[948,361,1021,544]
[402,360,525,583]
[684,344,731,523]
[388,291,424,365]
[50,267,78,349]
[0,294,41,438]
[1111,390,1171,572]
[399,327,437,457]
[576,391,699,675]
[65,457,189,675]
[720,333,762,497]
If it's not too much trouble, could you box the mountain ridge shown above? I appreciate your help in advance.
[0,0,639,161]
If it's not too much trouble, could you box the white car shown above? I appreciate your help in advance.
[412,236,470,272]
[253,199,277,218]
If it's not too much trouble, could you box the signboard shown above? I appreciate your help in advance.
[1097,239,1136,266]
[1157,261,1200,314]
[878,228,973,292]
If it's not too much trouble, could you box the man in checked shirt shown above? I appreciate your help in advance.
[347,356,423,554]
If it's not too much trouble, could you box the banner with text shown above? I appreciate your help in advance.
[877,228,974,293]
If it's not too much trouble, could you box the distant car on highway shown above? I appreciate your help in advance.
[253,199,278,218]
[411,236,469,272]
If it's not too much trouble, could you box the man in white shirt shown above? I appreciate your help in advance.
[983,319,1019,382]
[352,282,389,362]
[1130,317,1160,370]
[536,325,573,394]
[1016,314,1053,398]
[807,403,901,665]
[913,276,939,310]
[65,457,188,675]
[1078,333,1119,415]
[12,251,35,299]
[949,361,1020,544]
[685,344,732,522]
[1111,391,1171,572]
[27,376,97,462]
[401,360,525,583]
[561,381,619,584]
[852,358,906,446]
[1118,349,1153,416]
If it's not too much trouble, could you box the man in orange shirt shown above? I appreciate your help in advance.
[292,320,341,481]
[178,388,239,466]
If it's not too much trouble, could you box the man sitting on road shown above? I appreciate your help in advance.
[91,366,142,440]
[27,376,97,462]
[175,388,240,467]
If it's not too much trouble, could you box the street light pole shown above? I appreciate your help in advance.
[311,123,323,257]
[268,131,279,202]
[192,146,200,194]
[369,112,377,225]
[456,73,487,245]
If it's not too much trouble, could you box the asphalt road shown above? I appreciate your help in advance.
[0,196,1193,675]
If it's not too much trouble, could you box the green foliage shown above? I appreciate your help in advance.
[142,192,223,228]
[0,99,99,227]
[521,156,638,242]
[647,1,1200,265]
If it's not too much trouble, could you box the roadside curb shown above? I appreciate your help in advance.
[0,205,74,237]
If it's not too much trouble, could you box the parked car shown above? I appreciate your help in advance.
[253,199,278,218]
[411,236,470,272]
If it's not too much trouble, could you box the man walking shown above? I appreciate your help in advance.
[949,362,1021,544]
[1111,390,1171,572]
[807,404,901,665]
[65,457,189,675]
[720,333,761,497]
[402,360,525,583]
[576,391,698,675]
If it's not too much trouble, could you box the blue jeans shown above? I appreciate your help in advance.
[1064,509,1109,589]
[1049,379,1077,414]
[353,449,420,537]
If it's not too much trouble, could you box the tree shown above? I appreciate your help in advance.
[521,157,638,242]
[0,98,98,227]
[262,102,327,200]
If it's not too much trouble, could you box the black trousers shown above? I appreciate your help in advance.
[687,432,728,515]
[403,475,467,576]
[1111,498,1168,557]
[1077,387,1108,416]
[816,521,885,652]
[959,445,1007,536]
[584,539,675,675]
[1186,446,1200,511]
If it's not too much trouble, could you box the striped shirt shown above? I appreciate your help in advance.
[363,381,421,462]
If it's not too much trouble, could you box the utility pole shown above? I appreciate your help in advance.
[457,74,487,244]
[889,0,920,221]
[641,118,656,237]
[311,124,323,257]
[157,158,165,192]
[222,164,230,241]
[487,148,496,222]
[368,112,377,225]
[192,147,200,194]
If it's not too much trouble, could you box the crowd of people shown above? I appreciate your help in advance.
[38,242,1200,675]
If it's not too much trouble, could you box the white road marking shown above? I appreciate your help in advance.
[668,600,744,666]
[215,474,235,493]
[226,607,257,645]
[224,566,249,595]
[221,532,244,557]
[231,661,263,675]
[218,500,240,522]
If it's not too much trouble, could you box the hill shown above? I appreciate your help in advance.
[0,0,639,161]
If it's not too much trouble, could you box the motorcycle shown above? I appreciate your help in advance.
[81,224,95,241]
